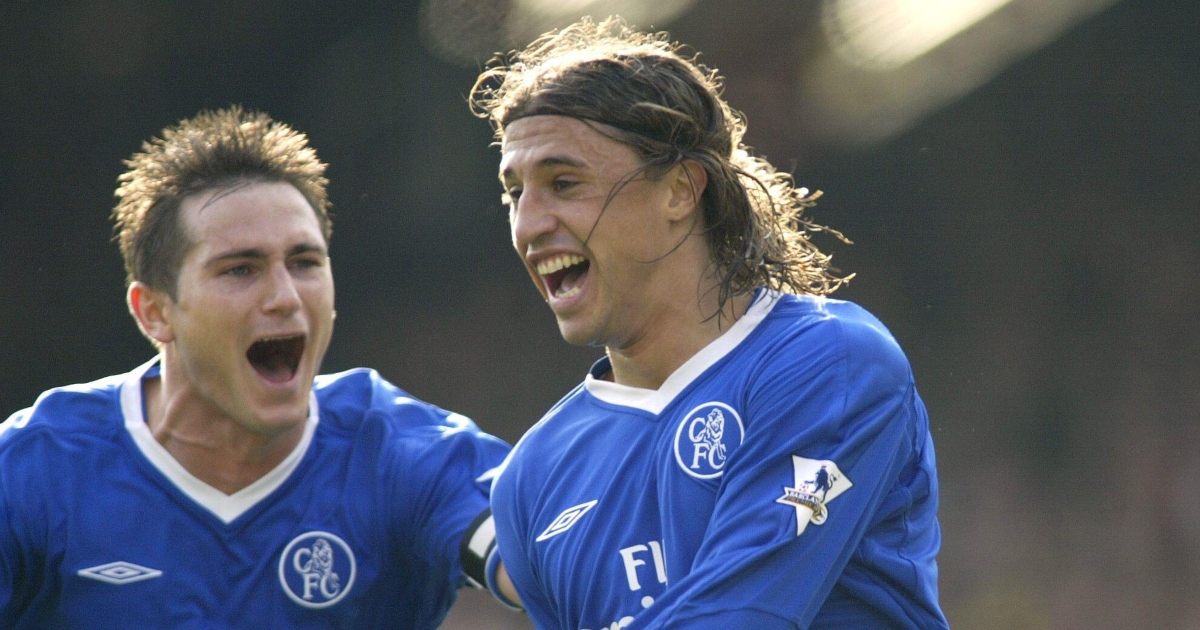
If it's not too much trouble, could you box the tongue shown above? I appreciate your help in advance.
[558,266,586,295]
[254,355,295,383]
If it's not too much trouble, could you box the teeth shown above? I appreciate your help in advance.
[257,334,302,343]
[555,285,581,299]
[536,254,586,276]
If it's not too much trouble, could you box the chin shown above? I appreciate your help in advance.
[556,319,604,348]
[251,396,311,431]
[253,411,309,436]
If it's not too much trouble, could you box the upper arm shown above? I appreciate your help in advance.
[379,408,511,586]
[635,319,919,628]
[0,476,16,615]
[421,431,511,578]
[0,442,40,623]
[490,448,566,625]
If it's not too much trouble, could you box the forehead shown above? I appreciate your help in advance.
[499,115,639,180]
[178,181,326,254]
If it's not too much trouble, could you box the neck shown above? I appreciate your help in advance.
[606,290,754,390]
[142,361,305,495]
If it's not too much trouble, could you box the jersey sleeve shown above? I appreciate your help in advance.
[0,445,18,620]
[632,315,921,629]
[0,410,43,625]
[381,406,512,591]
[490,447,559,625]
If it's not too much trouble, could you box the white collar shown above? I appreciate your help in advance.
[120,357,319,524]
[583,291,782,415]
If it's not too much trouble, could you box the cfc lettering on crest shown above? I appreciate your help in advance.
[278,531,357,609]
[673,402,745,479]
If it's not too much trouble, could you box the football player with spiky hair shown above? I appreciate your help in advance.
[0,107,510,628]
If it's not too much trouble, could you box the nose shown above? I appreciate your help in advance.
[262,262,302,316]
[510,189,558,253]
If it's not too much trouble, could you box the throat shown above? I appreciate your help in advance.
[147,351,306,494]
[156,428,303,495]
[605,292,755,390]
[147,400,305,495]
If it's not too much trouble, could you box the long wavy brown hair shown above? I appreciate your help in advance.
[471,17,851,314]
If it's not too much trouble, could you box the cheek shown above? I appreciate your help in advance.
[175,302,228,337]
[305,287,336,318]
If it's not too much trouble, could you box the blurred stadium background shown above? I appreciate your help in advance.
[2,0,1197,627]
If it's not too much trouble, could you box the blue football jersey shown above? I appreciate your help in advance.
[0,359,510,629]
[492,292,949,630]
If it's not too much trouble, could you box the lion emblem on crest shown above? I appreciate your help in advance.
[673,402,745,480]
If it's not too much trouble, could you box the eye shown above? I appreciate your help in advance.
[289,256,324,271]
[223,264,253,277]
[502,187,522,206]
[552,179,577,192]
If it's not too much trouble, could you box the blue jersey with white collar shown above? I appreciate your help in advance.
[0,360,510,629]
[492,292,949,629]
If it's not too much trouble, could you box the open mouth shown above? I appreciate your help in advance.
[537,254,590,299]
[246,335,305,383]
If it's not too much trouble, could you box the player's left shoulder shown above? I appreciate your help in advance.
[765,294,914,391]
[807,296,910,370]
[313,367,504,457]
[316,368,464,429]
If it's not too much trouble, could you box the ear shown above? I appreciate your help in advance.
[127,282,175,345]
[665,159,708,222]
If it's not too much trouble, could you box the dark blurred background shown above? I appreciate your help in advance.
[2,0,1196,628]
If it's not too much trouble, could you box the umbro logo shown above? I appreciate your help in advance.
[77,561,163,585]
[536,499,598,542]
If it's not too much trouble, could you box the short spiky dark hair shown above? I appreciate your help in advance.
[471,17,850,308]
[112,106,331,298]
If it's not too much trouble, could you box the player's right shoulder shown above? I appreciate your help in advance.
[496,383,590,488]
[0,373,125,453]
[517,381,591,444]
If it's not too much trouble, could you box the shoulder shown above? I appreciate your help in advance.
[1,372,126,454]
[736,294,916,420]
[315,368,454,430]
[0,372,128,508]
[760,294,912,382]
[313,367,507,457]
[492,384,589,494]
[500,381,591,470]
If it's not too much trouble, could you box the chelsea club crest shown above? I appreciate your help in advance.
[279,531,357,609]
[673,402,745,479]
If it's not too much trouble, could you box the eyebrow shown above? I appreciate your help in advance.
[500,155,589,183]
[204,243,327,267]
